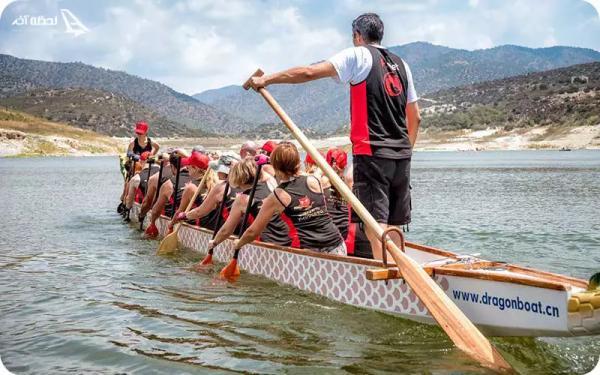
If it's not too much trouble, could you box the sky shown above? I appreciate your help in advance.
[0,0,599,95]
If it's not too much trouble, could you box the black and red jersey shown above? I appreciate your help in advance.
[324,185,349,239]
[201,182,240,232]
[350,45,411,159]
[274,176,342,252]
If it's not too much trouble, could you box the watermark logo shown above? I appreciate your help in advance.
[60,9,89,36]
[9,8,89,36]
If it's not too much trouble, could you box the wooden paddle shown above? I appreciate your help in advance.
[220,162,265,277]
[197,181,231,266]
[241,69,513,373]
[156,168,211,255]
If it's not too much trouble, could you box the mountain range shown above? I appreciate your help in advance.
[0,54,244,133]
[0,87,201,137]
[420,62,600,131]
[0,42,599,137]
[194,42,600,133]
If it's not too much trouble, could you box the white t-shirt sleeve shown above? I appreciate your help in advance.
[329,46,418,102]
[403,60,418,103]
[328,46,372,85]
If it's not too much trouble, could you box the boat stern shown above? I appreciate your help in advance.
[568,273,600,336]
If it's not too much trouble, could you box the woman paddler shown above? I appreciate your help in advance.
[127,121,160,156]
[321,147,373,258]
[231,142,346,255]
[201,156,291,256]
[170,153,241,231]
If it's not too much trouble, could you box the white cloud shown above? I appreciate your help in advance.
[0,0,598,94]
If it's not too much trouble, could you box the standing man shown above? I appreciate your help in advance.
[247,13,421,259]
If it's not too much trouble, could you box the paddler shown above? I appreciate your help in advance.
[118,121,160,214]
[123,151,156,212]
[127,121,160,156]
[260,140,278,176]
[204,156,292,258]
[239,140,258,159]
[231,142,346,255]
[246,13,421,259]
[171,150,216,223]
[171,153,241,231]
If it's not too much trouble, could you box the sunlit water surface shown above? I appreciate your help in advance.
[0,150,599,374]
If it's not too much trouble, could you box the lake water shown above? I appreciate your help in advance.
[0,150,599,374]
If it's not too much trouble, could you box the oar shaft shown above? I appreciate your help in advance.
[253,85,512,372]
[208,182,231,245]
[171,157,182,219]
[238,164,263,235]
[232,163,263,260]
[154,159,165,203]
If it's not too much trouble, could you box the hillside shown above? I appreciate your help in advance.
[420,62,600,131]
[194,43,600,133]
[0,107,124,157]
[0,54,245,133]
[0,87,203,137]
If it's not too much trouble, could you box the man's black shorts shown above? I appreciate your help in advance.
[352,155,411,225]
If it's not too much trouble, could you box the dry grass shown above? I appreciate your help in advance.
[0,107,123,157]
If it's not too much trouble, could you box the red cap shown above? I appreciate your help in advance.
[326,148,347,170]
[181,152,209,169]
[304,151,324,166]
[261,140,278,154]
[140,151,150,161]
[135,121,149,135]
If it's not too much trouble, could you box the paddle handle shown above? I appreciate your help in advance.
[153,160,165,203]
[171,157,182,218]
[210,182,231,241]
[250,80,512,372]
[238,163,263,236]
[232,163,263,260]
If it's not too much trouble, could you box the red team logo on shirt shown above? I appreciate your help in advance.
[383,72,403,97]
[298,196,312,208]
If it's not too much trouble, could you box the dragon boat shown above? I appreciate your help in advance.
[130,203,600,338]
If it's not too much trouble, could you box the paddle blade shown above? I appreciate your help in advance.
[220,259,240,279]
[156,230,179,255]
[200,253,213,266]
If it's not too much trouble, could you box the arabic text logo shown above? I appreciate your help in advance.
[11,8,89,36]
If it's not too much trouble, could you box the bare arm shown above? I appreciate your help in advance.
[151,141,160,156]
[406,101,421,147]
[140,174,158,216]
[185,183,222,220]
[234,194,283,249]
[250,61,337,88]
[212,195,246,246]
[151,181,172,223]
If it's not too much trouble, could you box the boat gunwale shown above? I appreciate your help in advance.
[165,214,585,292]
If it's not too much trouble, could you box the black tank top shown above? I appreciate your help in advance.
[275,176,342,252]
[139,164,160,196]
[201,182,240,231]
[350,45,410,159]
[165,169,192,216]
[133,137,153,155]
[324,186,349,239]
[244,181,291,247]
